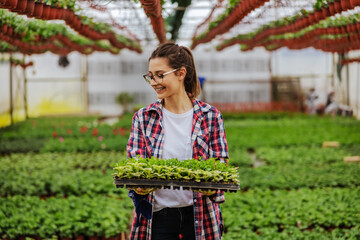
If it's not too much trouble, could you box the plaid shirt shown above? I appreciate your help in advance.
[127,98,229,240]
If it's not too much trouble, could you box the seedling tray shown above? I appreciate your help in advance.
[113,177,240,192]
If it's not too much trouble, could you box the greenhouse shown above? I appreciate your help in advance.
[0,0,360,239]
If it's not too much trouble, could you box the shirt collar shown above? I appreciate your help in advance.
[145,98,210,117]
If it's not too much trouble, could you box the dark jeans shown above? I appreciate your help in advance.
[151,205,195,240]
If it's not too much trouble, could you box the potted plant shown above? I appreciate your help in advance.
[313,0,324,21]
[12,0,27,13]
[328,0,336,15]
[33,0,43,18]
[116,92,134,114]
[25,0,35,17]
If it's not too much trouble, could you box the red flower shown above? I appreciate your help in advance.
[92,128,98,136]
[66,129,72,134]
[52,131,58,137]
[118,127,126,136]
[81,126,88,133]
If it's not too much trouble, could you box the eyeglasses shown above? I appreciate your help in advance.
[143,68,179,84]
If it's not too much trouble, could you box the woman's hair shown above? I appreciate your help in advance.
[149,42,201,100]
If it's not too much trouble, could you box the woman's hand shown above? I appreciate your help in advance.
[132,187,154,195]
[196,189,216,196]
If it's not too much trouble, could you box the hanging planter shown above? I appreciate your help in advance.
[340,0,351,11]
[63,8,74,22]
[54,7,64,19]
[47,6,57,20]
[322,6,330,18]
[25,0,35,17]
[41,4,50,20]
[328,2,336,15]
[32,2,43,18]
[11,0,27,13]
[2,0,18,9]
[1,24,9,34]
[334,0,341,13]
[138,0,166,43]
[350,0,359,8]
[314,10,323,21]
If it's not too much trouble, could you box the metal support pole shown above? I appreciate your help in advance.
[331,53,335,88]
[23,56,29,119]
[357,64,359,119]
[81,55,89,113]
[9,54,13,125]
[345,54,350,106]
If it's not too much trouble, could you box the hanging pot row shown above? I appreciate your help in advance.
[217,13,360,51]
[0,0,142,53]
[261,32,360,53]
[341,58,360,64]
[249,0,360,45]
[0,0,72,20]
[191,0,271,49]
[0,23,105,55]
[138,0,166,43]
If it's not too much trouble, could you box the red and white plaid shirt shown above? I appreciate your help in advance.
[127,98,229,240]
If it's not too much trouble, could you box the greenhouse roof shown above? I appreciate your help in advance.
[80,0,318,48]
[1,0,359,54]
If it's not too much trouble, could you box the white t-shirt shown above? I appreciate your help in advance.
[153,107,194,212]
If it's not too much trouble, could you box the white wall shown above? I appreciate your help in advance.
[0,60,10,115]
[341,50,360,119]
[87,45,271,115]
[24,52,85,117]
[0,59,11,127]
[271,47,333,104]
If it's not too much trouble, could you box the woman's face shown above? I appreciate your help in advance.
[147,57,185,100]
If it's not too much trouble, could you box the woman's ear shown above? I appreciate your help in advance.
[178,67,186,81]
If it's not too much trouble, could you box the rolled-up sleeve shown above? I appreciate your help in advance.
[127,112,147,159]
[210,111,229,163]
[208,111,229,204]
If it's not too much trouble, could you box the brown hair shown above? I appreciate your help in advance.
[149,42,201,100]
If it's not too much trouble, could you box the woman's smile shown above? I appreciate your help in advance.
[154,86,166,93]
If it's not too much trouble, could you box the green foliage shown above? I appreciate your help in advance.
[0,115,132,153]
[116,92,134,113]
[222,187,360,239]
[0,195,132,239]
[239,161,360,190]
[225,116,360,149]
[0,152,127,197]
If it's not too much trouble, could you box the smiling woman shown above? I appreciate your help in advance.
[126,42,229,240]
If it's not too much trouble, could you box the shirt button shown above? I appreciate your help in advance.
[195,221,198,224]
[194,199,197,203]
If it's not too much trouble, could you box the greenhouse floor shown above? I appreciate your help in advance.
[0,112,359,239]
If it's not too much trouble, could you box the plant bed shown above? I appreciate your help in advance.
[113,158,240,192]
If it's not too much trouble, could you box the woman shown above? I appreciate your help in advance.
[127,42,229,240]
